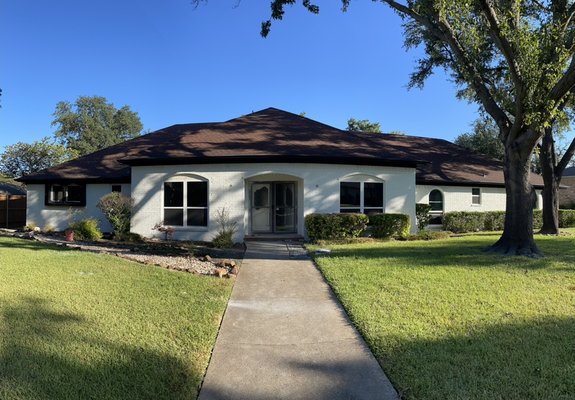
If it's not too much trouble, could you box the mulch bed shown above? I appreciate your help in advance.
[2,230,244,277]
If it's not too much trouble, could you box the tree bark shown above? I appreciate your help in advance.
[539,129,560,234]
[487,139,543,257]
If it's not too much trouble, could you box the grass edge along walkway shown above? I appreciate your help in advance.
[0,236,233,400]
[310,231,575,400]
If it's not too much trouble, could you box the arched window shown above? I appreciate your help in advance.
[429,189,443,212]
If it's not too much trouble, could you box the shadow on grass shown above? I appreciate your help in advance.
[0,297,197,400]
[319,236,575,271]
[0,236,74,252]
[379,316,575,400]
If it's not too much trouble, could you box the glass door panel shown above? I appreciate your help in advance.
[252,183,272,232]
[274,182,296,233]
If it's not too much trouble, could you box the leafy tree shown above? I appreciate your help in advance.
[346,118,382,133]
[256,1,575,257]
[455,116,505,160]
[0,137,71,178]
[52,96,143,156]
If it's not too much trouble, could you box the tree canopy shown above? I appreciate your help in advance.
[52,96,143,156]
[0,137,71,178]
[346,118,382,133]
[455,117,505,160]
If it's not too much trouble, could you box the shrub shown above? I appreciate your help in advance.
[97,193,133,237]
[68,218,102,241]
[533,210,543,229]
[415,203,432,230]
[443,210,552,232]
[369,213,410,239]
[483,211,506,231]
[559,209,575,228]
[442,212,485,233]
[304,213,369,241]
[212,207,237,248]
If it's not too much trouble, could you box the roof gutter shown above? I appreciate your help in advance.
[119,155,423,169]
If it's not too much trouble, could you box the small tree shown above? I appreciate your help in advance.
[96,192,133,238]
[415,203,432,231]
[212,207,238,248]
[346,118,382,133]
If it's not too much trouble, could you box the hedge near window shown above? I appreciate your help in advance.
[305,213,369,241]
[370,213,410,239]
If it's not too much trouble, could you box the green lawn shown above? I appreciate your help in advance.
[0,236,233,400]
[311,230,575,400]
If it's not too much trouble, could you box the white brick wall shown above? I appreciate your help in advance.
[26,183,131,232]
[416,185,543,212]
[130,163,417,241]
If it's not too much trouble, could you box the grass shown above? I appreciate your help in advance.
[310,230,575,400]
[0,236,233,400]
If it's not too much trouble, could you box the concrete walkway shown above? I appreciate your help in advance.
[198,241,398,400]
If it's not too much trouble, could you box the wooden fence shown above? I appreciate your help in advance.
[0,194,27,229]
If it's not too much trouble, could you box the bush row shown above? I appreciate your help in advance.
[304,213,410,241]
[305,213,369,241]
[442,210,575,233]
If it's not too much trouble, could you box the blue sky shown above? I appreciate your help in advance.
[0,0,480,149]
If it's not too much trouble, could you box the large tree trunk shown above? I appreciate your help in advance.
[488,141,543,258]
[539,129,560,234]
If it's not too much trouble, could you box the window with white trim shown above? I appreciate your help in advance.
[472,188,481,205]
[429,189,443,212]
[45,183,86,206]
[339,181,384,215]
[428,189,444,224]
[163,180,208,227]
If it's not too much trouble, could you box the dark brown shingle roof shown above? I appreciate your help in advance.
[350,131,543,188]
[18,107,543,188]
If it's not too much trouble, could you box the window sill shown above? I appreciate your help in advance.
[164,226,209,232]
[45,203,86,207]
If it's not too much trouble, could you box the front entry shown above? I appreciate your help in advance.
[251,182,297,233]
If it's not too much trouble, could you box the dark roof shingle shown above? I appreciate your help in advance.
[18,107,543,188]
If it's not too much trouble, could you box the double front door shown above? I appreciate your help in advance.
[251,182,296,233]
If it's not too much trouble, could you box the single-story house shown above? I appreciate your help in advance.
[18,108,544,240]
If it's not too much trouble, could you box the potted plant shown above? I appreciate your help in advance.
[153,222,175,240]
[64,227,74,242]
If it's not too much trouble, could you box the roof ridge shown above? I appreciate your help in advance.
[227,107,345,133]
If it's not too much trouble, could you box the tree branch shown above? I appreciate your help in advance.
[557,136,575,177]
[478,0,523,95]
[547,54,575,106]
[381,0,511,134]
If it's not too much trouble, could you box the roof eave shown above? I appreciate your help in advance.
[417,178,544,189]
[17,176,131,184]
[119,155,421,169]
